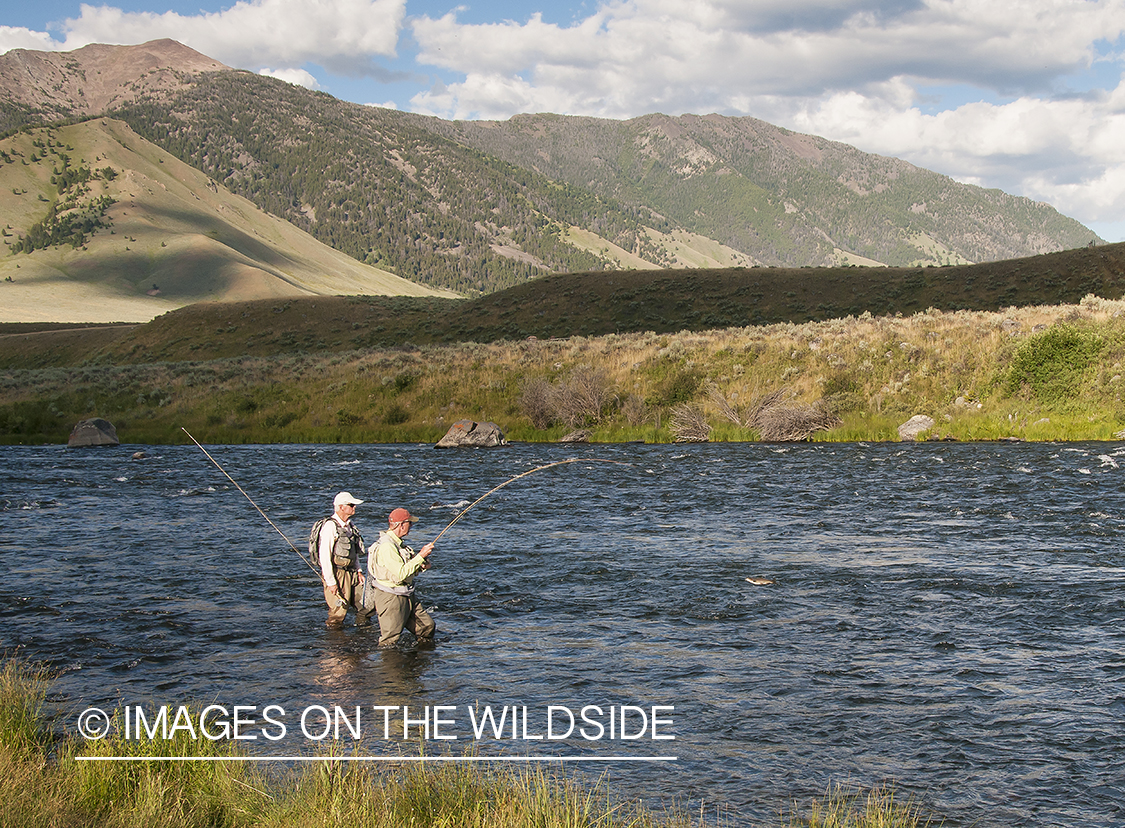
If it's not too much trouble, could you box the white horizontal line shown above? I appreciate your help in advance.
[76,755,678,763]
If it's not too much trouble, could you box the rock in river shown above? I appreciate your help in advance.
[435,419,508,448]
[68,418,120,447]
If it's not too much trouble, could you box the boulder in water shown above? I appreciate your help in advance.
[435,419,507,448]
[68,418,120,447]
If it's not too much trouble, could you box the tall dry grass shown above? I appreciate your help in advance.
[4,295,1125,443]
[0,658,944,828]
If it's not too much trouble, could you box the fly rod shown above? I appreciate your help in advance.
[182,427,322,580]
[431,457,630,546]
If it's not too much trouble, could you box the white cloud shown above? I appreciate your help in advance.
[407,0,1125,237]
[0,26,64,53]
[52,0,407,76]
[411,0,1125,118]
[258,67,321,88]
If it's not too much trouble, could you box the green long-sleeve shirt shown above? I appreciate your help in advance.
[367,530,426,594]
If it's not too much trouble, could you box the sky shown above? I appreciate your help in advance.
[3,0,1125,242]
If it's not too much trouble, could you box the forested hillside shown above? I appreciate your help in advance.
[111,74,666,294]
[417,112,1097,268]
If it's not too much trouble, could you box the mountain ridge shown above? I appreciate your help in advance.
[0,39,227,126]
[413,110,1092,267]
[0,38,1105,308]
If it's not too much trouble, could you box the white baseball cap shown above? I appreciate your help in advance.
[334,491,364,508]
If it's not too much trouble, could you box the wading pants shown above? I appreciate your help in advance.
[324,567,360,628]
[372,589,435,646]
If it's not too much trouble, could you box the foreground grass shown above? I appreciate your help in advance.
[0,659,938,828]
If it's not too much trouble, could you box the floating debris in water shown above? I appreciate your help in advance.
[745,577,774,585]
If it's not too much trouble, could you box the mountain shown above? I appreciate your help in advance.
[0,118,453,323]
[416,112,1096,267]
[0,39,1103,305]
[0,39,227,127]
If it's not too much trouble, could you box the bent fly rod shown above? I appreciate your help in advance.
[431,457,631,546]
[182,427,322,581]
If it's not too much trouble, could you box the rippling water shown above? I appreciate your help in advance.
[2,440,1124,826]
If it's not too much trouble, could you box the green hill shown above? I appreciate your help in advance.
[418,111,1096,268]
[0,119,455,323]
[4,241,1124,369]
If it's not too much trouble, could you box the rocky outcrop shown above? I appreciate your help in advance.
[897,415,934,441]
[435,419,507,448]
[68,418,120,447]
[559,430,591,443]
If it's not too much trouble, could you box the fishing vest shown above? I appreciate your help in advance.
[369,531,417,595]
[328,519,363,569]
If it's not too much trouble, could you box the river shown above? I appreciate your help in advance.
[1,440,1123,826]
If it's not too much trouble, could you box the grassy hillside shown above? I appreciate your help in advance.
[3,240,1120,367]
[3,292,1124,446]
[0,120,453,323]
[110,72,646,294]
[2,242,1125,445]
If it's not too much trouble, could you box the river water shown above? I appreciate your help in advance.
[1,440,1123,826]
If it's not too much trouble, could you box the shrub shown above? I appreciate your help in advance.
[746,388,841,441]
[550,366,612,427]
[384,404,409,425]
[669,403,710,442]
[518,377,555,429]
[650,366,701,406]
[1006,324,1103,404]
[621,393,649,426]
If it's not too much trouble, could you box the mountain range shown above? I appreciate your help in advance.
[0,39,1102,322]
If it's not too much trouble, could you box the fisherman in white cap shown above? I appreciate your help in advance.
[317,491,367,629]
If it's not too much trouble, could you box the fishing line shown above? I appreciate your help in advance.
[182,427,322,581]
[431,458,631,546]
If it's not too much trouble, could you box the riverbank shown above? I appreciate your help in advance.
[0,658,934,828]
[2,295,1125,445]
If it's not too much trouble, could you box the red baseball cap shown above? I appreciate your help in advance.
[389,508,418,524]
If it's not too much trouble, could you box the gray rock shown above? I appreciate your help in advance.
[897,414,934,441]
[435,419,507,448]
[68,418,120,447]
[559,430,591,443]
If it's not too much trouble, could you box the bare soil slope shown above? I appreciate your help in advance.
[0,39,227,120]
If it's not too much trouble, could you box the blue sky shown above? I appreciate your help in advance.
[4,0,1125,242]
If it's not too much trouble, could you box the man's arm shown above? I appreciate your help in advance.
[374,537,427,585]
[318,519,337,590]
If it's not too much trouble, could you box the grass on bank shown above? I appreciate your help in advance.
[4,294,1125,445]
[0,658,938,828]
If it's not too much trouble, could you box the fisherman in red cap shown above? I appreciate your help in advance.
[361,507,436,646]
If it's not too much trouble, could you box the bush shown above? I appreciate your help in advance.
[550,366,612,427]
[1006,324,1103,404]
[518,377,555,429]
[746,388,841,441]
[518,368,612,429]
[670,403,710,442]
